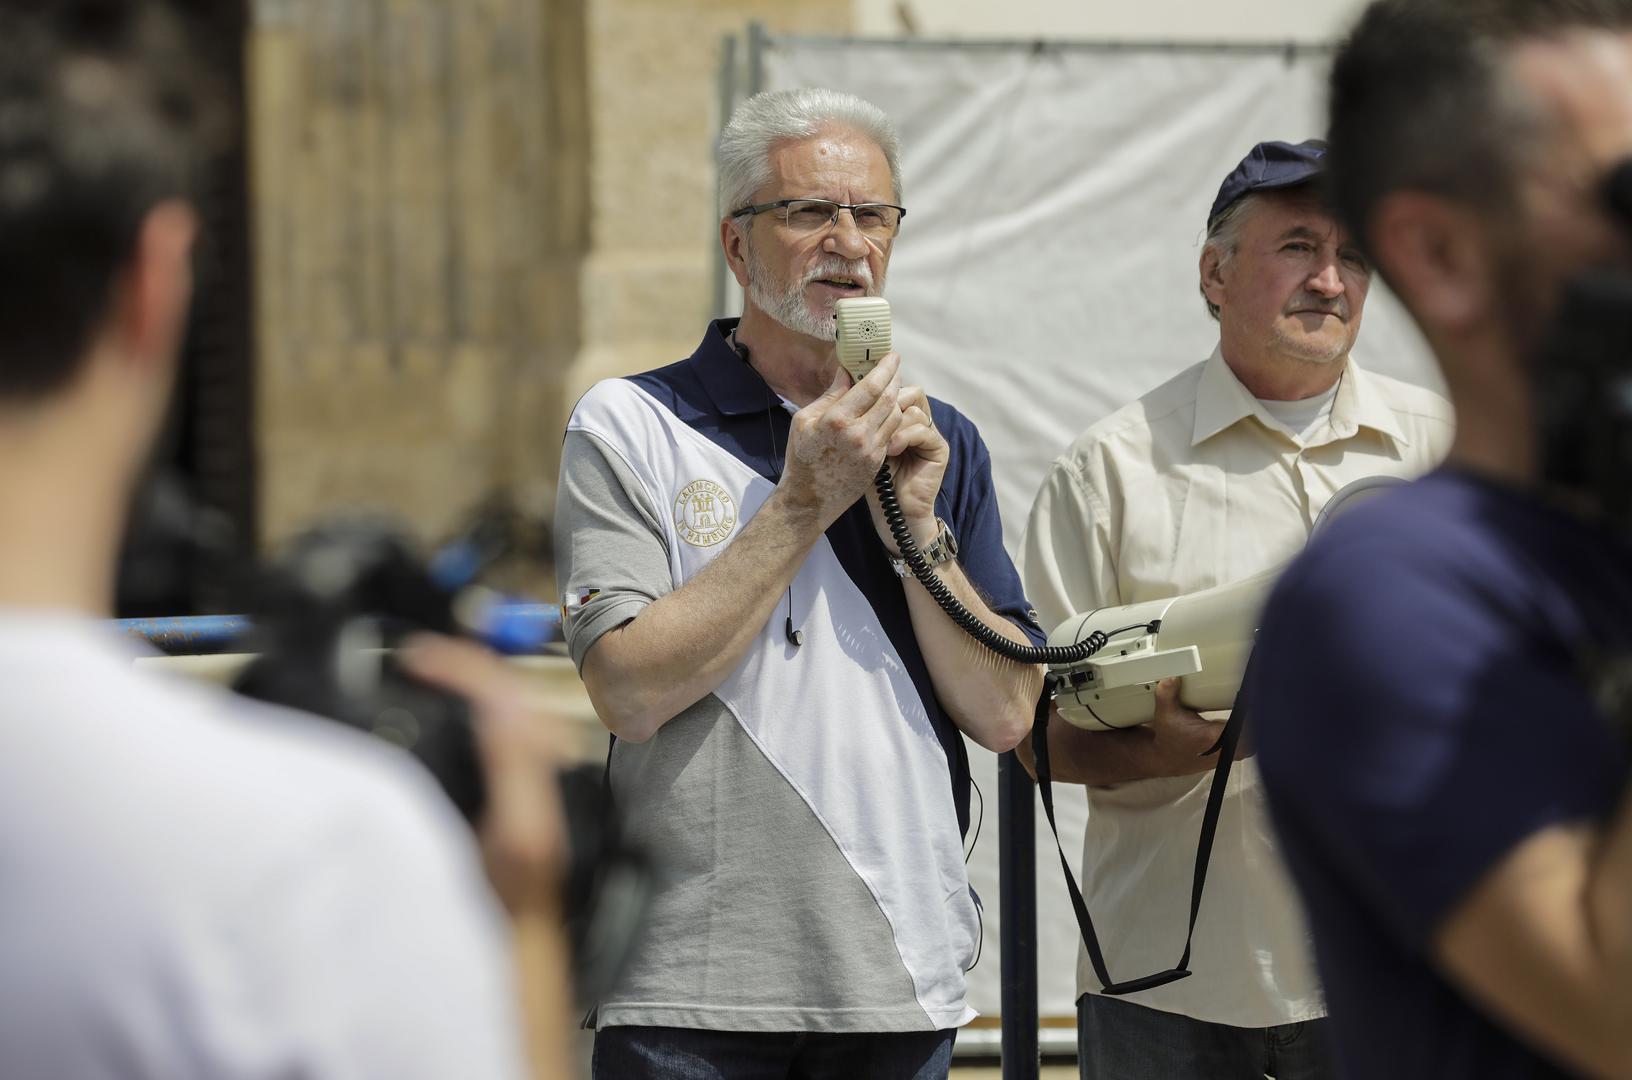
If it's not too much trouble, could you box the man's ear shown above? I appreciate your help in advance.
[1199,244,1228,310]
[110,200,198,377]
[1368,191,1492,334]
[721,217,752,289]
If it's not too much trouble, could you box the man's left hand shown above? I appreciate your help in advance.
[867,384,948,552]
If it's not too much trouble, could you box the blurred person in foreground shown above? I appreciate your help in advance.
[1016,139,1451,1079]
[0,4,568,1077]
[556,87,1044,1079]
[1251,1,1632,1077]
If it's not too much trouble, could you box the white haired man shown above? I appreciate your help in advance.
[1017,141,1453,1079]
[555,87,1044,1078]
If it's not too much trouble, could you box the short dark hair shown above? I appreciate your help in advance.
[0,1,221,399]
[1327,0,1632,274]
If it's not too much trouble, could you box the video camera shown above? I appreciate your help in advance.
[1535,161,1632,538]
[158,495,651,1004]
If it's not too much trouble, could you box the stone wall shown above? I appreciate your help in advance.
[249,0,851,549]
[251,0,552,547]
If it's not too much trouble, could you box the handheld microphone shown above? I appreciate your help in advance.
[834,296,893,381]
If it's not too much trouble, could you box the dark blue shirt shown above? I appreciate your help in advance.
[1252,468,1632,1079]
[626,319,1044,834]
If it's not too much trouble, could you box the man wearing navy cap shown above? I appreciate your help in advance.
[1016,140,1453,1078]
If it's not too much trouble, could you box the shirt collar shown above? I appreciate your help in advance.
[1190,344,1410,448]
[1330,353,1410,446]
[691,317,777,417]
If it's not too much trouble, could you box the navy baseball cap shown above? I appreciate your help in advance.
[1207,139,1328,226]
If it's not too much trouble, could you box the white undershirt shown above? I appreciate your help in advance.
[1257,379,1341,443]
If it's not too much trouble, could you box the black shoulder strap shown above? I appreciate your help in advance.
[1032,669,1248,996]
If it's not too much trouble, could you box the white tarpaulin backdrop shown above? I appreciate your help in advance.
[727,35,1443,1023]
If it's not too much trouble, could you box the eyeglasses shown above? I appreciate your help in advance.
[731,198,907,241]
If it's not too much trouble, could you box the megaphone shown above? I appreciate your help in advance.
[1047,475,1404,730]
[1048,569,1276,730]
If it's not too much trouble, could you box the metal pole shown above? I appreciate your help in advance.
[711,32,737,318]
[747,20,769,96]
[998,750,1040,1080]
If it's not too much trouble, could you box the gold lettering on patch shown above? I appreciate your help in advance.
[674,479,738,547]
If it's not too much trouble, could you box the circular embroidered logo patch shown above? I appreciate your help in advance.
[674,479,738,547]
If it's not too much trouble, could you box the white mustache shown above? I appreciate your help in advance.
[802,258,875,292]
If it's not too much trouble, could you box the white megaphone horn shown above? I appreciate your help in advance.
[1047,475,1404,731]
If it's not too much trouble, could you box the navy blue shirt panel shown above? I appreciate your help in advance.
[1251,469,1632,1079]
[628,319,1045,836]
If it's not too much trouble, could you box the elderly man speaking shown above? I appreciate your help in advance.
[555,88,1044,1080]
[1017,141,1453,1079]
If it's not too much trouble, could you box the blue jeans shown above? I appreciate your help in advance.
[1077,994,1335,1080]
[592,1025,956,1080]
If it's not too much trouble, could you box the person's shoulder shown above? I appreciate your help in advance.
[174,685,501,949]
[1268,472,1494,633]
[64,641,469,864]
[926,395,981,447]
[624,354,704,410]
[0,628,516,1077]
[923,399,1002,509]
[1051,360,1206,473]
[0,628,480,901]
[1252,476,1494,770]
[201,685,470,854]
[1353,364,1456,426]
[570,367,679,423]
[567,360,708,457]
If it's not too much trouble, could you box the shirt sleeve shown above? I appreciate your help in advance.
[939,412,1046,646]
[1251,533,1622,950]
[1017,457,1122,635]
[554,428,676,671]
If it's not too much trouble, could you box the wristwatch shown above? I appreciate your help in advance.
[890,518,959,579]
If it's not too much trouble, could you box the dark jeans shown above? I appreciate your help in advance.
[1078,994,1335,1080]
[592,1025,956,1080]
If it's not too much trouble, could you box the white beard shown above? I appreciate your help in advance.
[744,238,884,341]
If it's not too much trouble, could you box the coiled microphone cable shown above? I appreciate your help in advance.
[875,464,1116,665]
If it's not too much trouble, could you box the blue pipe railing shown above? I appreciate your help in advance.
[116,603,564,655]
[115,614,253,653]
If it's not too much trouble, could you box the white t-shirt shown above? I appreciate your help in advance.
[0,612,526,1080]
[1257,379,1341,443]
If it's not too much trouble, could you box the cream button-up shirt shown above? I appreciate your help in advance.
[1018,346,1454,1027]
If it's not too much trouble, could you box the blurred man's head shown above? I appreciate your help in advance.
[717,88,903,343]
[0,2,221,612]
[1328,0,1632,375]
[0,1,215,443]
[1200,140,1372,392]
